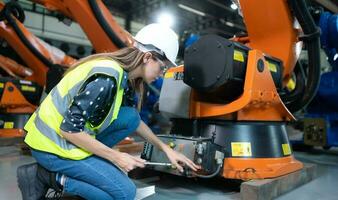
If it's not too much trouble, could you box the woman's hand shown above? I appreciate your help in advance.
[60,131,145,173]
[162,146,201,173]
[112,152,146,173]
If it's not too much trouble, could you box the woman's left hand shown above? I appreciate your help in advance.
[163,146,201,173]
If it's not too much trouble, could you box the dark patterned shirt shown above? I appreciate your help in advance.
[60,75,117,134]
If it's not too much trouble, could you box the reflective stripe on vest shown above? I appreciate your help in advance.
[24,59,125,160]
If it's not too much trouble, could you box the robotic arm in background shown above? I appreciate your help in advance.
[0,0,137,143]
[0,2,76,137]
[0,2,76,88]
[30,0,135,52]
[0,55,33,79]
[29,0,141,144]
[30,0,165,134]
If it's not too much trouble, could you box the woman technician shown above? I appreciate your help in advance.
[17,23,199,200]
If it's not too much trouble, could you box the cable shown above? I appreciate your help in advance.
[284,0,321,112]
[0,2,66,92]
[88,0,126,49]
[195,164,222,179]
[281,61,306,104]
[0,2,65,70]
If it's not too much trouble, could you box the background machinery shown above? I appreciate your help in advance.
[0,0,139,143]
[0,1,75,139]
[291,10,338,149]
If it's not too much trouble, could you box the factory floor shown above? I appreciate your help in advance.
[1,145,338,200]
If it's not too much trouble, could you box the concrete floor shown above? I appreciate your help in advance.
[1,145,338,200]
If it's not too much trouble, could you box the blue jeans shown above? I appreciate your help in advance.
[31,107,141,200]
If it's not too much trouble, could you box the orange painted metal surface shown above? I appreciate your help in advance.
[166,65,184,73]
[0,82,36,113]
[239,0,302,85]
[0,55,32,78]
[189,50,295,121]
[222,156,303,180]
[0,129,25,138]
[0,3,75,86]
[31,0,134,52]
[230,36,250,44]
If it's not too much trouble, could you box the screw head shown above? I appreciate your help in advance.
[257,59,264,72]
[8,86,14,92]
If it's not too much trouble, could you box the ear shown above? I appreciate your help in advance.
[143,52,152,63]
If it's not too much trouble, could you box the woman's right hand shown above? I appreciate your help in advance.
[112,152,146,173]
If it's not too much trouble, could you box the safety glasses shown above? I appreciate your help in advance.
[154,57,169,74]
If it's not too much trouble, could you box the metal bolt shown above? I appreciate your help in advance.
[197,144,204,155]
[257,59,264,72]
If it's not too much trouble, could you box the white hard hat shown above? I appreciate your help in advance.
[134,23,179,67]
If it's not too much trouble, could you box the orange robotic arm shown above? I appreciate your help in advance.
[183,0,320,120]
[30,0,134,52]
[0,2,76,87]
[0,55,33,78]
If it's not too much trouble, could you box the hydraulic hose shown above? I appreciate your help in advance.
[88,0,126,49]
[285,0,321,112]
[0,2,65,70]
[0,2,66,92]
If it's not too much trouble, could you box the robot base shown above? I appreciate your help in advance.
[142,119,303,180]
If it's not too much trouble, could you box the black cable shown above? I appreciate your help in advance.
[0,2,66,71]
[0,0,25,23]
[88,0,126,49]
[281,61,306,104]
[195,164,222,179]
[0,2,66,92]
[284,0,321,112]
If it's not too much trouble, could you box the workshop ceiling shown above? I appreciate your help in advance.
[103,0,246,38]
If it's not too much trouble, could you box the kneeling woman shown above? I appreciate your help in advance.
[17,23,199,200]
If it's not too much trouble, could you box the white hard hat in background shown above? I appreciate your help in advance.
[134,23,179,67]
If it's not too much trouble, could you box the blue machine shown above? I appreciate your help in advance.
[139,78,164,134]
[297,11,338,149]
[303,72,338,148]
[184,33,200,48]
[319,12,338,70]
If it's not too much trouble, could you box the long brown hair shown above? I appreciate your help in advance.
[65,47,146,109]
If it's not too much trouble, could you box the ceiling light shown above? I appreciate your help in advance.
[225,21,234,27]
[157,12,174,27]
[178,4,206,17]
[334,53,338,61]
[230,3,238,10]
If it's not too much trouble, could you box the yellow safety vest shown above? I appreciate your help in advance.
[24,58,126,160]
